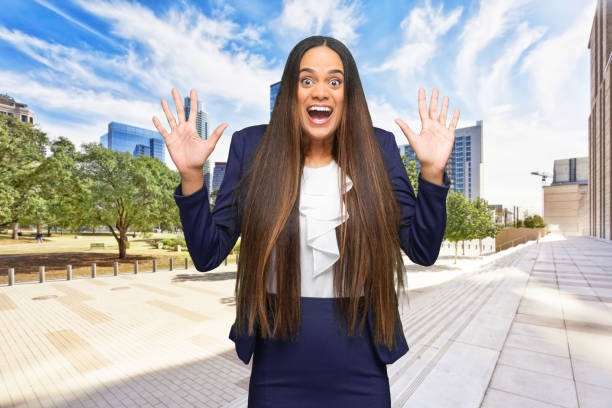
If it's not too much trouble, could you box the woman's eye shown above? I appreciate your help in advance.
[301,78,313,86]
[330,79,341,87]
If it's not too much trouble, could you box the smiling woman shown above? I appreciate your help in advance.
[154,35,459,407]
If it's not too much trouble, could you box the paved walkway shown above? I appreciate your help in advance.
[0,233,610,407]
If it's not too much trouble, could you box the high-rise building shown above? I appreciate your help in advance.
[184,96,213,195]
[542,157,589,236]
[99,122,165,162]
[270,81,281,116]
[0,93,34,124]
[397,120,483,200]
[588,0,612,240]
[212,162,227,192]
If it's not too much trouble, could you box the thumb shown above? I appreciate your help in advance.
[209,123,229,149]
[394,119,417,146]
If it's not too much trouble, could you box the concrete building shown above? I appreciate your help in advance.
[588,0,612,241]
[100,122,165,162]
[0,93,34,124]
[398,120,483,201]
[543,157,589,236]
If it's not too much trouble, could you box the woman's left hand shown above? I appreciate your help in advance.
[394,88,459,183]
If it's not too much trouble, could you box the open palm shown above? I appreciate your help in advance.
[152,88,228,176]
[394,88,459,172]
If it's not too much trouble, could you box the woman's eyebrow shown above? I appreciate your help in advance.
[299,68,344,75]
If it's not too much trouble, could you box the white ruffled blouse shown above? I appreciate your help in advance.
[265,159,353,298]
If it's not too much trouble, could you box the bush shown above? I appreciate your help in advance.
[161,238,186,249]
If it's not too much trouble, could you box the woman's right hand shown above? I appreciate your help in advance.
[152,88,228,177]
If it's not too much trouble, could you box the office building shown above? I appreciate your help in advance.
[184,96,213,195]
[0,93,34,124]
[212,162,227,192]
[270,81,281,116]
[100,122,165,162]
[543,157,589,236]
[398,120,483,200]
[588,0,612,240]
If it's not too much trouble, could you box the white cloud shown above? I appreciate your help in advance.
[367,0,462,78]
[519,3,596,121]
[478,21,546,112]
[455,0,533,99]
[272,0,364,48]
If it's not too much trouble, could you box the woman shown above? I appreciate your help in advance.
[153,35,458,407]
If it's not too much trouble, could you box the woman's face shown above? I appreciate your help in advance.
[297,46,345,142]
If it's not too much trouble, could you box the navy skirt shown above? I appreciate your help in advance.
[248,296,391,407]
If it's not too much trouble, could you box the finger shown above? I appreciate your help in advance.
[188,89,197,124]
[172,88,186,124]
[161,99,177,130]
[152,116,169,139]
[394,118,418,146]
[429,88,439,120]
[439,95,449,126]
[449,109,460,132]
[209,123,229,147]
[417,88,428,123]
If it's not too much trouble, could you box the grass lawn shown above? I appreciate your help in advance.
[0,232,238,284]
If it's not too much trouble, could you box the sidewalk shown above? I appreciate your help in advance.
[0,233,610,407]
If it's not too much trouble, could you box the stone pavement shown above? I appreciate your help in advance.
[0,233,611,407]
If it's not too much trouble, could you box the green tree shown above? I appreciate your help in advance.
[524,214,546,228]
[32,136,87,235]
[471,197,502,256]
[0,115,49,238]
[443,192,472,264]
[401,155,419,195]
[77,143,179,258]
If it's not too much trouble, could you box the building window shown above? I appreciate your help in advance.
[21,115,27,122]
[29,117,33,123]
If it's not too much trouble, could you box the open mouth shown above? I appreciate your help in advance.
[306,105,333,125]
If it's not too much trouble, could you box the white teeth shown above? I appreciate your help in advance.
[307,106,332,112]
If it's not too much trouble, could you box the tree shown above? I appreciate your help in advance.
[0,115,49,238]
[77,143,180,258]
[32,136,86,235]
[471,197,502,256]
[524,214,546,228]
[401,155,419,196]
[443,192,472,264]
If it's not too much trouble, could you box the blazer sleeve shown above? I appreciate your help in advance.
[173,130,244,271]
[380,129,451,266]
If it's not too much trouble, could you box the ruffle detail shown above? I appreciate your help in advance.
[299,160,353,279]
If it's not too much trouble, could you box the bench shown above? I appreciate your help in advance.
[90,242,105,249]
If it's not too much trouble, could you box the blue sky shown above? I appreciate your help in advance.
[0,0,597,216]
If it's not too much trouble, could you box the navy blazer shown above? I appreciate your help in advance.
[173,124,451,366]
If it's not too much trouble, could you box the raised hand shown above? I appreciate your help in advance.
[394,88,459,184]
[152,88,228,177]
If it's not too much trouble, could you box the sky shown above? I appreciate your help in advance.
[0,0,597,217]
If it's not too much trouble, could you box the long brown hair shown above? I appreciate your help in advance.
[232,35,407,351]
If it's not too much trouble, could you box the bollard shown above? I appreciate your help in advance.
[114,261,119,276]
[184,258,188,269]
[8,268,14,286]
[169,258,174,271]
[134,260,138,274]
[39,266,45,283]
[153,259,157,273]
[67,265,72,281]
[92,263,96,278]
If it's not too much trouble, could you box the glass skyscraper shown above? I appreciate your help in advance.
[270,81,281,116]
[99,122,165,162]
[397,120,483,200]
[212,162,227,192]
[184,96,212,194]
